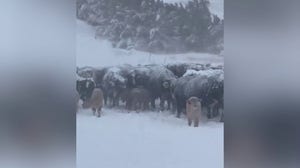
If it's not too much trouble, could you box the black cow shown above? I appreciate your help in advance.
[147,65,177,110]
[127,65,177,111]
[127,65,151,88]
[173,75,196,117]
[102,64,134,107]
[76,79,95,101]
[174,70,224,119]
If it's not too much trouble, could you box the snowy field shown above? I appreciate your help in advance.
[77,108,223,168]
[77,18,223,168]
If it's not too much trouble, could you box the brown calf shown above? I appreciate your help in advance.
[82,88,104,117]
[186,97,202,127]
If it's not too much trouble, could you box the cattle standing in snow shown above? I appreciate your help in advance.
[118,87,131,108]
[76,79,95,101]
[174,75,196,117]
[147,65,177,110]
[127,65,151,89]
[82,88,104,117]
[174,69,224,119]
[204,75,224,119]
[123,65,177,111]
[159,79,177,111]
[186,97,202,127]
[93,67,109,87]
[93,67,109,104]
[126,87,151,112]
[102,65,134,107]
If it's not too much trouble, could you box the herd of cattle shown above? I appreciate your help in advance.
[76,63,224,125]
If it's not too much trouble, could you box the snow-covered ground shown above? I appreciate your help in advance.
[163,0,224,19]
[76,20,223,68]
[77,20,223,168]
[77,108,223,168]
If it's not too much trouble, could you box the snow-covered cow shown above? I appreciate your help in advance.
[127,64,177,111]
[127,65,151,89]
[76,79,95,101]
[165,63,207,78]
[146,65,177,111]
[102,64,134,107]
[165,63,189,78]
[173,75,196,117]
[174,69,224,119]
[93,67,109,88]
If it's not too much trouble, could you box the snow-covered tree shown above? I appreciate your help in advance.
[77,0,223,54]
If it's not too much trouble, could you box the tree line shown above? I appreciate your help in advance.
[77,0,223,54]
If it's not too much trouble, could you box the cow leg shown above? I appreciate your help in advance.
[176,109,182,118]
[142,102,146,111]
[151,98,155,110]
[144,101,149,111]
[108,96,112,107]
[171,100,176,113]
[159,98,165,111]
[137,102,141,113]
[167,100,171,110]
[127,102,131,113]
[213,106,219,118]
[134,101,138,112]
[220,110,224,122]
[207,107,212,119]
[97,107,101,117]
[141,102,145,111]
[104,95,107,106]
[113,98,116,107]
[176,103,182,118]
[194,118,199,127]
[112,96,118,107]
[116,97,119,106]
[112,97,116,107]
[92,108,96,116]
[125,100,130,110]
[188,118,192,126]
[176,112,181,118]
